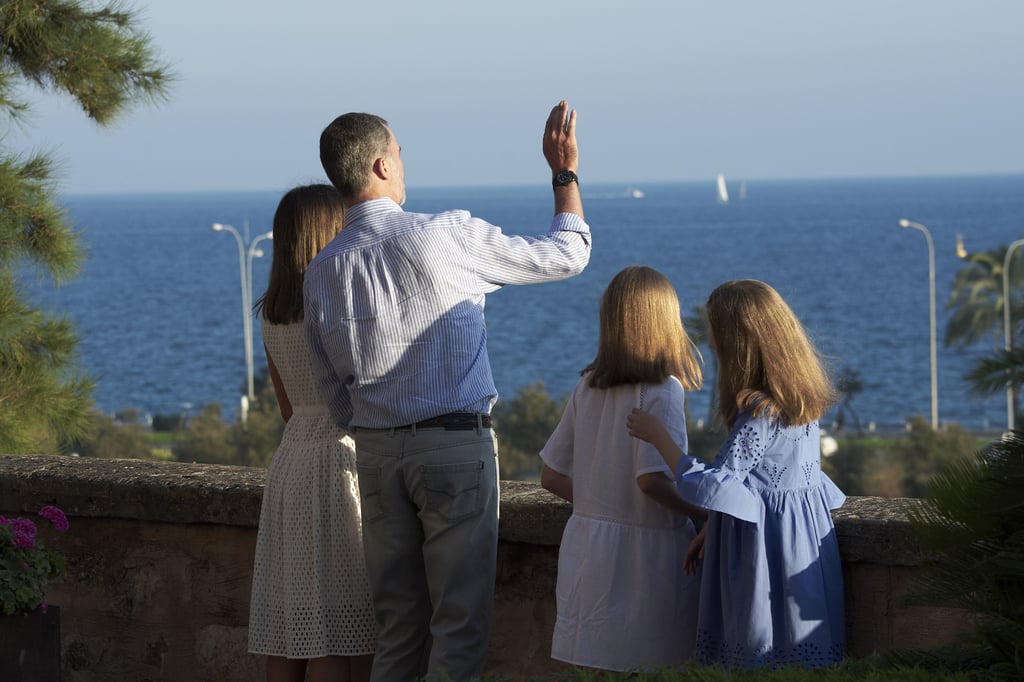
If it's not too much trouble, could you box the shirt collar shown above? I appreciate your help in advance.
[345,197,403,227]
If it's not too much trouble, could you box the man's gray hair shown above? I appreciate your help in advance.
[320,113,390,201]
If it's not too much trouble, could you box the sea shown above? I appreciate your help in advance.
[23,175,1024,433]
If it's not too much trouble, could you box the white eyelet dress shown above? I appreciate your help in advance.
[247,320,377,658]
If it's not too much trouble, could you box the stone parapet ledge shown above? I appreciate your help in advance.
[0,454,264,526]
[0,453,972,681]
[832,495,933,566]
[2,454,927,564]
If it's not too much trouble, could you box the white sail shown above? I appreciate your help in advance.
[716,173,729,203]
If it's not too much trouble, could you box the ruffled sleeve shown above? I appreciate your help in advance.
[676,412,768,524]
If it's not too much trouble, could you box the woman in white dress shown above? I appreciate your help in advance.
[539,265,706,672]
[248,184,376,682]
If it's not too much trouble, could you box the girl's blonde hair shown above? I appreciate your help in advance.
[255,184,345,325]
[584,265,702,391]
[707,279,836,429]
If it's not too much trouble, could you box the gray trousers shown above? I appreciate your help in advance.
[353,425,499,682]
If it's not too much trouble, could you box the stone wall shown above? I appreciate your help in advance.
[0,455,971,681]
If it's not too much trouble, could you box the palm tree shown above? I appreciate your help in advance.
[967,347,1024,399]
[946,245,1024,350]
[948,244,1024,421]
[835,367,865,436]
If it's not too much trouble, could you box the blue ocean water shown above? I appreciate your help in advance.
[25,175,1024,432]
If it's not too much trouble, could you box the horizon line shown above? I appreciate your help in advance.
[59,170,1024,199]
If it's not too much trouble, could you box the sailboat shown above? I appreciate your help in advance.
[716,173,729,203]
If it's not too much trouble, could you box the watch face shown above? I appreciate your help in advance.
[555,170,577,186]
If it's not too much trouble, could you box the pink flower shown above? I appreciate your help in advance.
[38,506,69,533]
[9,518,37,549]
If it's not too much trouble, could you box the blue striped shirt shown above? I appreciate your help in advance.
[303,197,591,429]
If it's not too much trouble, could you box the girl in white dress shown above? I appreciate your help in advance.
[248,185,376,682]
[539,265,706,672]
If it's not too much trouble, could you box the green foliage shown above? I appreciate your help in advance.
[0,0,170,453]
[0,0,170,125]
[0,274,92,452]
[174,369,283,466]
[68,409,153,459]
[945,246,1023,350]
[151,412,185,432]
[173,403,236,464]
[823,418,976,498]
[492,381,724,479]
[835,367,866,436]
[966,347,1024,397]
[908,431,1024,677]
[493,381,567,479]
[893,417,977,498]
[232,377,285,468]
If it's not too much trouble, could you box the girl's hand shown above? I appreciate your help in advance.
[627,407,665,444]
[628,407,684,471]
[684,526,706,576]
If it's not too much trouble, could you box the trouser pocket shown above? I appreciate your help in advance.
[356,464,385,522]
[421,460,484,523]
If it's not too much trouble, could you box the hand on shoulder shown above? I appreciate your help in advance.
[627,407,662,444]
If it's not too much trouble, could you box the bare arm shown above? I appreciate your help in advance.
[684,526,707,576]
[627,408,685,472]
[265,345,292,422]
[543,100,583,220]
[540,464,573,503]
[636,473,707,523]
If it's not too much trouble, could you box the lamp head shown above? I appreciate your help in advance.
[898,219,912,229]
[212,223,226,232]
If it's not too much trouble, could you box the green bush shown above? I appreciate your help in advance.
[909,430,1024,677]
[823,417,976,498]
[68,410,154,459]
[493,381,567,480]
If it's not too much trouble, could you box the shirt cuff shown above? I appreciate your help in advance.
[552,212,589,235]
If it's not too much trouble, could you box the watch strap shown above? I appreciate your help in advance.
[553,170,579,188]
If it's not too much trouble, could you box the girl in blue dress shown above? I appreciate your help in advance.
[628,279,846,669]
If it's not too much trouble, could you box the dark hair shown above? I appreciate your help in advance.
[255,184,344,325]
[319,112,390,202]
[583,265,702,390]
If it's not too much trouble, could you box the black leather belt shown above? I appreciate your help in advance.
[407,411,491,428]
[410,412,491,430]
[356,412,492,432]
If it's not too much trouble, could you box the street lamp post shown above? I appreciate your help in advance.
[212,222,273,408]
[1002,238,1024,431]
[898,219,938,429]
[246,229,274,327]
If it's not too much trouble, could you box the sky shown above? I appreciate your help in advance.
[8,0,1024,195]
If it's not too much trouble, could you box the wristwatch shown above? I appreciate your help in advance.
[552,169,579,188]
